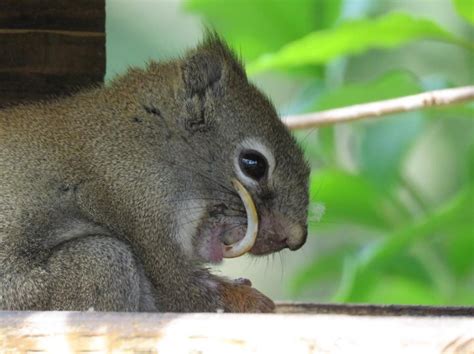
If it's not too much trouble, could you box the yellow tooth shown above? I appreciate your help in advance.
[223,179,259,258]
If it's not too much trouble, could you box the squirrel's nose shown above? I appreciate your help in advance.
[285,224,307,251]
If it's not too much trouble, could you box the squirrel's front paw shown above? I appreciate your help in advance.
[218,278,275,313]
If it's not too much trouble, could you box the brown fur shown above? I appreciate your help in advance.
[0,34,309,312]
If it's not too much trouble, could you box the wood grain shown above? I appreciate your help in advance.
[0,0,104,32]
[276,302,474,316]
[0,304,473,354]
[0,0,105,108]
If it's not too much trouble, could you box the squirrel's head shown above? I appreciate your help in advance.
[116,33,310,263]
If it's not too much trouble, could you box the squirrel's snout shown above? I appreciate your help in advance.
[250,212,308,255]
[285,224,308,251]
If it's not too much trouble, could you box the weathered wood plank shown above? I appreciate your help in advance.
[0,0,104,32]
[0,306,472,354]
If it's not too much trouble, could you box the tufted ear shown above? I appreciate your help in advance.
[179,33,247,132]
[181,32,246,98]
[181,50,223,98]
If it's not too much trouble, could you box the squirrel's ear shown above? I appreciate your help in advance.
[181,33,246,97]
[181,50,223,98]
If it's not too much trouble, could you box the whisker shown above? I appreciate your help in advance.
[170,198,246,217]
[167,195,241,207]
[173,211,247,231]
[179,164,236,195]
[299,127,318,146]
[308,220,345,226]
[278,252,284,282]
[158,156,238,197]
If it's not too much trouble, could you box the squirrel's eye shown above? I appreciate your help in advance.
[238,150,268,181]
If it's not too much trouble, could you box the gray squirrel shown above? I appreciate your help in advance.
[0,34,309,312]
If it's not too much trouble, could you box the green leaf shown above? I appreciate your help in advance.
[359,112,425,189]
[468,141,474,181]
[290,246,356,296]
[314,0,343,29]
[309,169,394,229]
[332,252,439,303]
[451,286,474,305]
[453,0,474,25]
[443,224,474,276]
[363,275,445,305]
[306,72,424,184]
[312,71,426,190]
[426,104,474,121]
[317,126,336,163]
[184,0,323,60]
[315,71,422,110]
[247,12,471,74]
[334,258,449,305]
[383,253,436,286]
[338,187,474,301]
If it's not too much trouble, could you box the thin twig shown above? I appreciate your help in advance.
[283,86,474,130]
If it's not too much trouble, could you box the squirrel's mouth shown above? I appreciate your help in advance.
[195,179,259,263]
[194,179,301,263]
[223,179,258,257]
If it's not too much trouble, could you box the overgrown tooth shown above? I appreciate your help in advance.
[223,179,258,258]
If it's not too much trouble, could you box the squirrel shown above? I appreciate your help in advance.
[0,33,310,313]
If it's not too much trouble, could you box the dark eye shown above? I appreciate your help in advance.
[238,150,268,181]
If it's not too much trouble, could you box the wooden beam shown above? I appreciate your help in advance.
[0,0,105,108]
[0,0,104,32]
[0,304,472,353]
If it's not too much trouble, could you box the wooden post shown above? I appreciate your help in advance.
[0,0,105,108]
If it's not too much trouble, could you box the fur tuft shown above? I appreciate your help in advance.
[196,30,247,79]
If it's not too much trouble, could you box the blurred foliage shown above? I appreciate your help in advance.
[453,0,474,25]
[185,0,474,305]
[247,12,472,74]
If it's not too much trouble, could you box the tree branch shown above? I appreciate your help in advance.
[283,86,474,130]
